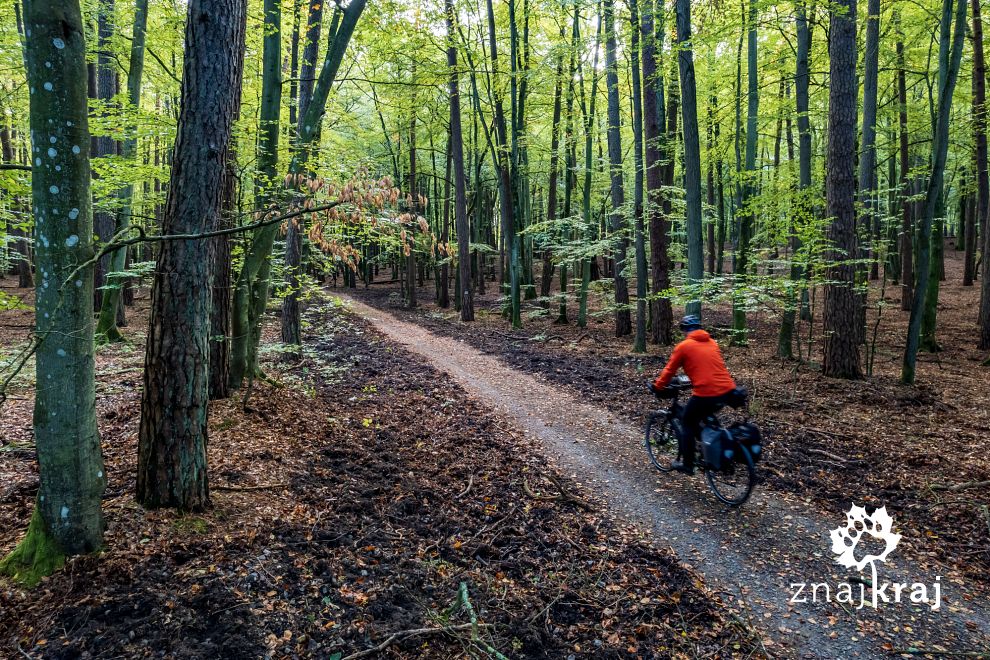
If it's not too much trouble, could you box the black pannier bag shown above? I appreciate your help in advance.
[729,422,763,464]
[701,426,734,471]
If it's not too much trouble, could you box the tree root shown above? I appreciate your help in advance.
[0,507,65,587]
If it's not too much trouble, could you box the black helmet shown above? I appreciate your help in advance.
[679,314,702,332]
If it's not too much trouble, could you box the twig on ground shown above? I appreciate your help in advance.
[456,474,474,499]
[804,448,851,463]
[213,483,289,492]
[523,474,594,512]
[341,623,479,660]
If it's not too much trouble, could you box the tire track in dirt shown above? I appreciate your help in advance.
[337,294,990,659]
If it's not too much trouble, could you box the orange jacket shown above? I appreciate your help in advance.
[653,330,736,397]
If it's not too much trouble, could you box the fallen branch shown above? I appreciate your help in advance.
[931,480,990,493]
[341,623,480,660]
[213,483,289,492]
[522,474,594,512]
[804,447,851,463]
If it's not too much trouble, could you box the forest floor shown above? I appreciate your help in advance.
[327,247,990,658]
[1,280,758,658]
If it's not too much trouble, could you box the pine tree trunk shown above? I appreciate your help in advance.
[137,0,247,510]
[2,0,106,583]
[822,0,862,379]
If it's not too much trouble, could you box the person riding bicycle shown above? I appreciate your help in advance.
[650,315,737,475]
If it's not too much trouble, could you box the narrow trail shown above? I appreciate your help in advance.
[337,294,990,659]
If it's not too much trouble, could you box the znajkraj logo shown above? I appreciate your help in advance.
[790,504,942,610]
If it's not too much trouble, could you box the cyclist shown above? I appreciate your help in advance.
[650,315,737,475]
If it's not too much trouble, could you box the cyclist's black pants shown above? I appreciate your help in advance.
[680,391,736,468]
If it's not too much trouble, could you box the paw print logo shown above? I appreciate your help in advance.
[829,504,901,572]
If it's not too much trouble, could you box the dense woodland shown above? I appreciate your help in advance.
[1,0,990,656]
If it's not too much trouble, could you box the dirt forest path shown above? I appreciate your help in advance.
[336,294,990,659]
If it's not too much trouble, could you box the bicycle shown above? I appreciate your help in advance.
[644,375,761,506]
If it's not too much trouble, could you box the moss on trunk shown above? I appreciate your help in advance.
[0,506,67,587]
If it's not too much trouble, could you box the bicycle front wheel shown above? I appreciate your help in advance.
[705,444,756,506]
[645,413,678,473]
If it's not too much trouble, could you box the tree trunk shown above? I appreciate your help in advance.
[778,2,812,358]
[855,0,880,340]
[230,0,283,387]
[974,0,990,347]
[540,28,564,305]
[896,14,913,312]
[902,0,967,383]
[822,0,862,379]
[604,0,631,336]
[732,0,759,345]
[447,0,473,321]
[96,0,148,342]
[137,0,247,510]
[642,0,673,344]
[630,0,647,353]
[91,0,118,313]
[1,0,106,585]
[577,14,601,329]
[676,0,703,319]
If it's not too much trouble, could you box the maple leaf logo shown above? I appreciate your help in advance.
[829,504,901,572]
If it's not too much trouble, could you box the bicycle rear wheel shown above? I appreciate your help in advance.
[645,413,677,473]
[705,444,756,506]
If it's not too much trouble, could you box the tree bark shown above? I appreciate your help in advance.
[137,0,247,510]
[2,0,106,583]
[822,0,862,379]
[91,0,118,313]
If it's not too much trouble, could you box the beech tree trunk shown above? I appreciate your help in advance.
[676,0,703,319]
[137,0,247,510]
[1,0,106,584]
[96,0,148,341]
[641,0,673,345]
[604,0,631,336]
[447,0,473,321]
[897,15,913,312]
[974,0,990,348]
[902,0,967,383]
